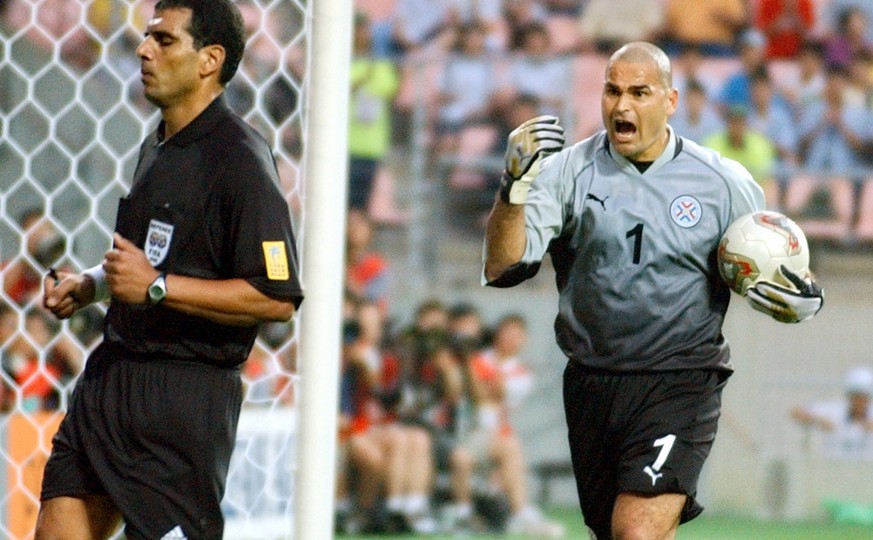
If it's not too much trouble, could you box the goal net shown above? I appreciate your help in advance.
[0,1,310,538]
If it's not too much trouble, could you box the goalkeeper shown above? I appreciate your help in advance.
[35,2,303,539]
[482,41,822,539]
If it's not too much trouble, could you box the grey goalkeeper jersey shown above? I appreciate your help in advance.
[487,127,764,372]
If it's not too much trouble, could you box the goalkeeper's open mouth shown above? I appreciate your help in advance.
[612,119,637,143]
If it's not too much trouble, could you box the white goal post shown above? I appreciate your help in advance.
[295,0,351,539]
[0,1,347,538]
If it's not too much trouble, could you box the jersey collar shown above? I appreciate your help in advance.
[605,125,681,175]
[155,94,230,148]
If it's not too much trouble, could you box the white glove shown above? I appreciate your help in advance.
[746,265,823,323]
[499,115,565,205]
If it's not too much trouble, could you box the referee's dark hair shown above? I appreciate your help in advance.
[155,0,246,85]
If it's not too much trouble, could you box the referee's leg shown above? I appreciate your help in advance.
[35,495,121,540]
[612,492,685,540]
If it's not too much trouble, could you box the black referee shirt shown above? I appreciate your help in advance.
[103,95,303,368]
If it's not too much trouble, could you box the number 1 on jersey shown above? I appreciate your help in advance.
[626,223,643,264]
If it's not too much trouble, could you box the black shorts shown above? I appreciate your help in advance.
[562,361,728,539]
[40,343,243,540]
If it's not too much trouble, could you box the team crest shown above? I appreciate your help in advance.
[145,219,174,266]
[670,195,702,228]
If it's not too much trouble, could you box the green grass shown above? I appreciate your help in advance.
[336,507,873,540]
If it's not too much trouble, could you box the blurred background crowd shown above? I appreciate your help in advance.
[2,0,873,536]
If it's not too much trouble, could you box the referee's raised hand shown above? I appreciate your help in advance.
[104,232,161,304]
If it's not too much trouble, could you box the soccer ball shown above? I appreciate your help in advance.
[717,211,810,296]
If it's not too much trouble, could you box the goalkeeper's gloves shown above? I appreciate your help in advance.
[499,115,565,205]
[746,265,823,323]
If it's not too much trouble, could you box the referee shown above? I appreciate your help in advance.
[36,1,303,539]
[483,42,822,539]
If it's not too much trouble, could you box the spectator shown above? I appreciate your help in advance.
[703,104,779,208]
[846,48,873,109]
[498,22,570,116]
[503,0,550,52]
[785,65,869,241]
[390,334,468,531]
[662,0,748,57]
[337,302,437,534]
[670,78,723,144]
[412,299,451,334]
[457,319,564,537]
[718,29,770,111]
[389,299,451,391]
[348,12,400,212]
[492,94,546,158]
[826,0,873,45]
[755,0,816,60]
[791,366,873,457]
[777,40,827,118]
[824,6,873,70]
[450,0,505,52]
[447,301,488,351]
[748,69,802,209]
[337,315,387,533]
[345,209,391,314]
[389,0,454,55]
[541,0,583,17]
[435,22,499,153]
[576,0,663,54]
[672,43,721,98]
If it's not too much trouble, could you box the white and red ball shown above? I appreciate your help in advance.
[717,211,810,296]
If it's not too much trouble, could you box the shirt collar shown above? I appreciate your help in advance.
[154,94,229,148]
[606,125,679,175]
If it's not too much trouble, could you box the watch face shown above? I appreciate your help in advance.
[149,276,166,303]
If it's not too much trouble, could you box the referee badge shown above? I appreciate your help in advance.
[262,241,290,280]
[670,195,702,228]
[145,219,174,265]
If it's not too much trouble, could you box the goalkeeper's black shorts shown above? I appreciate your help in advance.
[40,342,243,540]
[562,361,728,539]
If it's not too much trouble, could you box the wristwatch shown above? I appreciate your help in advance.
[147,272,167,305]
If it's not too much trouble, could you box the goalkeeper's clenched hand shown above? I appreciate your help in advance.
[746,265,823,323]
[499,115,565,205]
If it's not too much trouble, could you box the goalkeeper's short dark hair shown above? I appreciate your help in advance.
[155,0,246,85]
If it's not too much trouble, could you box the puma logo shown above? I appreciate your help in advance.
[586,193,609,211]
[643,465,663,486]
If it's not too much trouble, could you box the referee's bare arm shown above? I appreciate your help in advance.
[106,233,294,326]
[161,275,294,326]
[483,197,527,283]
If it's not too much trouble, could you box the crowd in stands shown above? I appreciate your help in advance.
[331,209,564,535]
[336,291,564,535]
[349,0,873,246]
